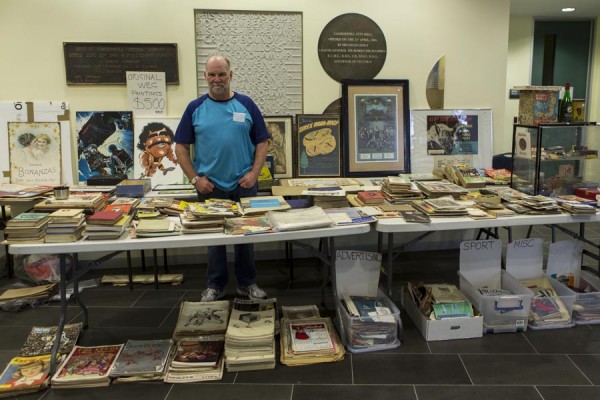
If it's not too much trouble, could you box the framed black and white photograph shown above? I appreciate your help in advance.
[264,115,294,179]
[295,114,341,177]
[342,79,410,176]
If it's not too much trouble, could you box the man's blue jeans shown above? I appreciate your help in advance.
[197,183,257,291]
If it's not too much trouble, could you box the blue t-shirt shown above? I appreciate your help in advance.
[175,92,269,191]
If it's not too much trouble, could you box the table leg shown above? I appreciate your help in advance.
[387,233,394,297]
[50,254,69,374]
[127,251,133,290]
[153,249,159,289]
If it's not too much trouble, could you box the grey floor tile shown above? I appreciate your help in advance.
[78,288,147,307]
[0,326,35,350]
[71,307,173,329]
[568,354,600,384]
[77,327,175,346]
[42,382,172,400]
[170,383,290,399]
[235,358,352,384]
[0,305,82,327]
[428,332,535,354]
[415,385,542,400]
[461,354,592,385]
[293,384,416,400]
[352,354,471,384]
[536,385,600,400]
[524,325,600,353]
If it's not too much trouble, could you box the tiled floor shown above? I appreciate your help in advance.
[1,222,600,400]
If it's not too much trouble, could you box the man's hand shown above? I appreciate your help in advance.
[194,176,214,194]
[238,169,259,189]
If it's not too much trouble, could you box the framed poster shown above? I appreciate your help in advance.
[295,114,341,177]
[8,122,62,185]
[264,115,293,179]
[411,109,493,174]
[342,79,410,176]
[76,111,134,183]
[133,117,184,187]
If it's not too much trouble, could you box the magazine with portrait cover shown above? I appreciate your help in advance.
[0,354,53,397]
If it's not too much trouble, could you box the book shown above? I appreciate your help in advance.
[85,214,133,233]
[103,203,134,214]
[455,167,486,188]
[0,184,53,199]
[348,295,394,322]
[324,207,377,225]
[237,195,291,215]
[171,338,224,368]
[86,210,123,225]
[51,344,123,388]
[109,339,174,378]
[356,190,386,205]
[400,210,431,223]
[224,216,272,235]
[431,300,474,319]
[115,179,151,197]
[6,212,50,228]
[20,323,83,357]
[0,354,52,397]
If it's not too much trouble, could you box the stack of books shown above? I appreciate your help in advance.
[380,176,424,204]
[425,283,475,320]
[411,197,468,217]
[324,207,377,225]
[34,193,106,214]
[172,301,231,340]
[164,336,225,383]
[237,195,291,216]
[51,344,123,388]
[179,210,224,234]
[86,213,133,240]
[280,316,345,366]
[103,197,140,214]
[3,212,51,244]
[134,218,181,238]
[266,206,334,232]
[224,216,272,235]
[109,339,174,382]
[415,180,469,199]
[355,190,386,205]
[45,209,86,243]
[224,298,277,372]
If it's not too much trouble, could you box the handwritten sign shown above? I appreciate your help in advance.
[126,71,167,116]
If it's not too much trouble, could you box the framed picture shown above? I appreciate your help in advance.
[342,79,410,176]
[264,115,294,179]
[411,109,493,174]
[295,114,341,177]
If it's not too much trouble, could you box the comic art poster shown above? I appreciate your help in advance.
[426,114,479,155]
[296,115,340,177]
[133,117,183,187]
[354,95,399,163]
[76,111,134,183]
[8,122,62,185]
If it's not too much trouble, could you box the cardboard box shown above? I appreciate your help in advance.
[458,239,533,333]
[334,250,401,352]
[514,86,561,126]
[401,287,483,341]
[505,238,576,330]
[115,179,151,197]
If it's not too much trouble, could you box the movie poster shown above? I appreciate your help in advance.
[8,122,62,186]
[76,111,134,183]
[296,115,340,177]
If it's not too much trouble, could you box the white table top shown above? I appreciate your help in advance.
[375,212,600,233]
[8,224,371,255]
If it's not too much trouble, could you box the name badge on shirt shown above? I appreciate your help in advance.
[233,112,246,122]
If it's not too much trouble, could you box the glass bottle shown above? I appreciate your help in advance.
[559,83,573,123]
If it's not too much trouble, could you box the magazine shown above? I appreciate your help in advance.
[109,339,174,377]
[51,344,123,388]
[20,323,83,357]
[0,354,53,397]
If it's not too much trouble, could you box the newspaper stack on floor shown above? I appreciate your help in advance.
[173,301,231,340]
[224,298,277,372]
[164,336,225,383]
[109,339,174,382]
[280,309,344,366]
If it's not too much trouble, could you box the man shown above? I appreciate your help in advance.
[175,54,269,302]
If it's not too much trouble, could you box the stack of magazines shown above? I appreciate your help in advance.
[266,206,333,232]
[172,301,231,340]
[164,336,225,383]
[51,344,123,388]
[109,339,174,382]
[224,298,277,371]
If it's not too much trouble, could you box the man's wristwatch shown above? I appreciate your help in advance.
[190,175,202,185]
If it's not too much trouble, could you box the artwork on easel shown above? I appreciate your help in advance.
[8,121,62,186]
[76,111,134,183]
[133,117,184,187]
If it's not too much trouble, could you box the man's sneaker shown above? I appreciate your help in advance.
[201,288,225,302]
[237,283,268,300]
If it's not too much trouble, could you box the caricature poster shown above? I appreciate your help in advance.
[8,122,62,185]
[76,111,134,183]
[133,117,183,187]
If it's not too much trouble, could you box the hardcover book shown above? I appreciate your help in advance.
[86,210,123,225]
[356,190,386,205]
[237,195,291,215]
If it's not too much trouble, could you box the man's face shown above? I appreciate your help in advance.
[204,58,232,99]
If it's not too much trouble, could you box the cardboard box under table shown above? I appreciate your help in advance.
[505,238,576,330]
[458,239,533,333]
[401,287,483,341]
[334,250,401,353]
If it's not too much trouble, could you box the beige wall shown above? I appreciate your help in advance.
[0,0,510,180]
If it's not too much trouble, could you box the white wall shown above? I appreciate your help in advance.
[0,0,510,170]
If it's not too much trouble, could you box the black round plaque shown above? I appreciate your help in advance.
[318,13,387,82]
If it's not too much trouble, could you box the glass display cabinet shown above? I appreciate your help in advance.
[510,122,600,196]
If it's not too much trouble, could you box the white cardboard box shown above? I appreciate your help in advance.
[401,287,483,341]
[458,239,533,333]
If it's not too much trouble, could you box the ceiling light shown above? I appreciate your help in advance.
[562,7,576,12]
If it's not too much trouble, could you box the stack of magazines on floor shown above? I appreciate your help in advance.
[108,339,174,382]
[279,305,345,366]
[165,300,231,382]
[224,298,278,371]
[521,277,572,327]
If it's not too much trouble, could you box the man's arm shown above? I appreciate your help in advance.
[238,140,268,189]
[175,143,213,194]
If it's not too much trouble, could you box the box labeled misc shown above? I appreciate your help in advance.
[459,239,533,333]
[505,238,576,330]
[514,86,561,126]
[334,250,401,352]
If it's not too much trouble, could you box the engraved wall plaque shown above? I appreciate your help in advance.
[195,10,303,115]
[318,13,387,82]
